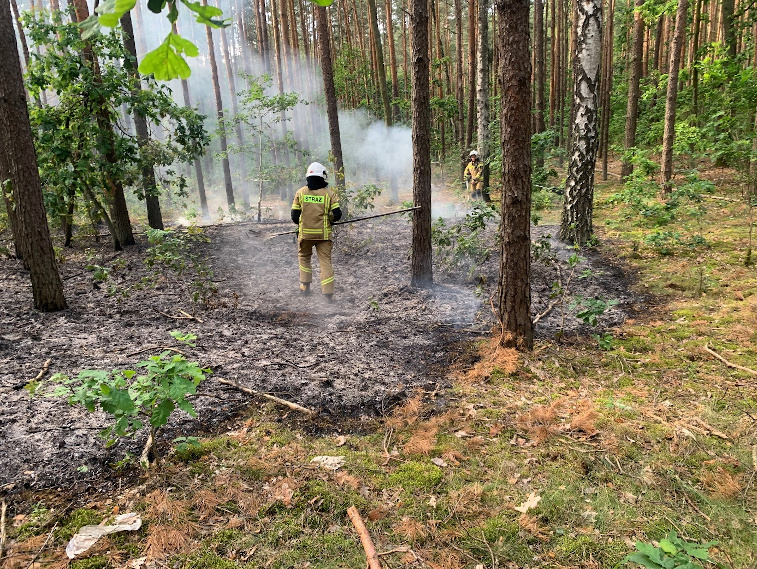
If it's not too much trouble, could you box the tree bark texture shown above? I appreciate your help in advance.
[476,0,490,201]
[621,0,644,181]
[456,0,466,185]
[315,6,347,200]
[560,0,602,246]
[410,0,433,288]
[385,0,401,122]
[660,0,688,194]
[121,12,164,230]
[203,0,235,208]
[496,0,532,350]
[0,0,67,310]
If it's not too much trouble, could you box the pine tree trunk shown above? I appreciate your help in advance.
[722,0,736,58]
[367,0,393,124]
[660,0,688,194]
[202,0,235,208]
[621,0,644,180]
[456,0,466,185]
[121,12,164,230]
[0,0,67,311]
[559,0,602,246]
[476,0,491,201]
[599,0,613,180]
[410,0,433,288]
[495,0,532,350]
[218,0,249,209]
[692,0,702,118]
[72,0,134,247]
[534,0,546,135]
[315,5,347,202]
[173,22,209,219]
[466,0,477,151]
[549,0,557,127]
[385,0,401,123]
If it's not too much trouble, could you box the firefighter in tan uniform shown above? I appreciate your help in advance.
[464,150,483,200]
[291,162,342,302]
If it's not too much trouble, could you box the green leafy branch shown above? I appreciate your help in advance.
[622,531,725,569]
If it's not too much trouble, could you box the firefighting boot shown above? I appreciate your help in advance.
[300,282,311,295]
[324,293,334,303]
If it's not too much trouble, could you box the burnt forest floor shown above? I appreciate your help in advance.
[1,171,756,569]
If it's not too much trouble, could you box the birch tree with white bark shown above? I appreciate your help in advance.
[559,0,602,246]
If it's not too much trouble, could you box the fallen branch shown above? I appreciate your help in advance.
[26,523,56,569]
[217,379,315,415]
[347,506,382,569]
[704,344,757,376]
[700,194,741,203]
[533,298,560,325]
[155,309,202,323]
[178,309,203,323]
[32,359,52,383]
[127,346,187,358]
[0,501,7,560]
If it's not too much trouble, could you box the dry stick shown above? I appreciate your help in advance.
[217,379,315,415]
[32,359,52,382]
[704,344,757,376]
[26,522,57,569]
[178,309,203,323]
[127,346,187,357]
[0,501,7,560]
[346,506,382,569]
[533,297,560,325]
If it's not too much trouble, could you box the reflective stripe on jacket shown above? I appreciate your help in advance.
[291,185,340,240]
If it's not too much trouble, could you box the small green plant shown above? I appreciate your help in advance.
[622,531,724,569]
[174,436,202,454]
[348,183,382,215]
[431,203,496,276]
[572,297,619,327]
[29,334,210,467]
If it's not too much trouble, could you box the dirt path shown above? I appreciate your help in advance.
[0,210,642,494]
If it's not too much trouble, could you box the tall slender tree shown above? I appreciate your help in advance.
[121,11,164,230]
[203,0,235,208]
[476,0,491,201]
[621,0,644,180]
[315,5,346,200]
[496,0,532,349]
[410,0,433,287]
[0,0,67,311]
[72,0,134,248]
[559,0,602,246]
[367,0,393,124]
[465,0,477,151]
[660,0,688,194]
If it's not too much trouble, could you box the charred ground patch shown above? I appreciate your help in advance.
[0,215,641,494]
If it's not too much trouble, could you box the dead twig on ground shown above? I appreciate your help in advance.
[377,546,410,556]
[0,500,7,560]
[26,522,56,569]
[32,359,52,383]
[704,343,757,376]
[155,309,203,323]
[533,298,560,325]
[347,506,382,569]
[381,428,400,466]
[217,379,315,415]
[127,346,187,357]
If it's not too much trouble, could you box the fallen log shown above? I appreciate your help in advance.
[217,379,315,415]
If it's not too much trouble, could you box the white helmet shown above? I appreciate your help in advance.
[469,150,479,157]
[306,162,328,180]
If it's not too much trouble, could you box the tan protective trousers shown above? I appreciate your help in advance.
[298,239,334,294]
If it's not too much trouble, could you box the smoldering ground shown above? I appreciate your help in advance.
[0,192,644,494]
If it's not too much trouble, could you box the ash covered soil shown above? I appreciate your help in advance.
[0,204,644,493]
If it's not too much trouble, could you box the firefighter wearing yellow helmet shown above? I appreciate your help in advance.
[464,150,483,200]
[291,162,342,302]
